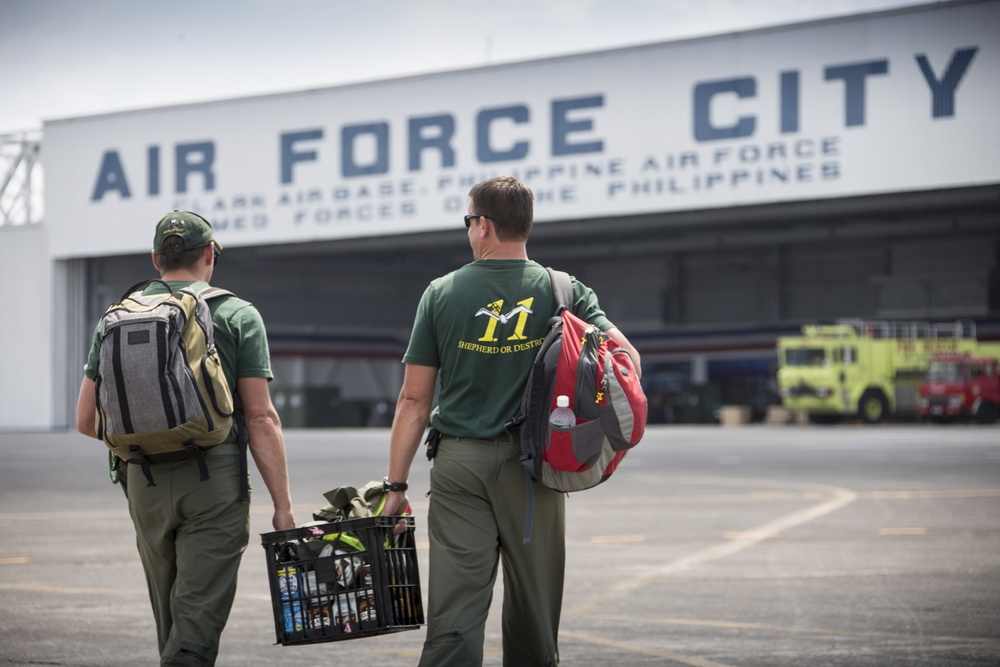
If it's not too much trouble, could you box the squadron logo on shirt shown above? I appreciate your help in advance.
[475,303,533,325]
[457,297,545,354]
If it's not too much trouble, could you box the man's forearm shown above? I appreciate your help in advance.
[246,413,294,514]
[387,396,430,484]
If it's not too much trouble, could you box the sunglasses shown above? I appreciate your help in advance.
[464,214,483,229]
[212,245,221,265]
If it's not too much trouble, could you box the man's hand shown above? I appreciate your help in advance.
[382,491,410,516]
[382,491,411,534]
[272,508,296,531]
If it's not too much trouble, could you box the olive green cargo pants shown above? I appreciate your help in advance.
[419,436,564,667]
[122,444,249,666]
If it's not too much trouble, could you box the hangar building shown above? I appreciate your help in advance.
[1,0,997,430]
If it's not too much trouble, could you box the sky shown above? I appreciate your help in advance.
[0,0,934,135]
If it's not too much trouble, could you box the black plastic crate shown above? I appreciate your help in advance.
[261,515,424,645]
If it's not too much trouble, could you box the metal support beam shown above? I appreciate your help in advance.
[0,131,43,226]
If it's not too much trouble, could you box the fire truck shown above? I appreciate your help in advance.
[918,353,1000,423]
[776,320,1000,423]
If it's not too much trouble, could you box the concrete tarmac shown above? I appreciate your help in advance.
[2,424,999,666]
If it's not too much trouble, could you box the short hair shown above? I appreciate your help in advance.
[468,176,533,242]
[156,235,206,271]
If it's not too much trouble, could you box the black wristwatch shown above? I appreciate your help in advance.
[382,477,408,493]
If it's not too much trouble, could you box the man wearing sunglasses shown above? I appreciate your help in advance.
[383,177,641,666]
[75,210,295,666]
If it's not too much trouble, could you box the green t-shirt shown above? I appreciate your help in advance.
[403,260,612,438]
[83,280,273,444]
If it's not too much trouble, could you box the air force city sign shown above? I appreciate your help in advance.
[44,1,1000,258]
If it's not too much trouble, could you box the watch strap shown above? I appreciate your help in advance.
[382,477,408,492]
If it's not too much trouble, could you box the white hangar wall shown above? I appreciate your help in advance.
[0,224,52,429]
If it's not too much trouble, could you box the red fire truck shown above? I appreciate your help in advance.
[918,353,1000,424]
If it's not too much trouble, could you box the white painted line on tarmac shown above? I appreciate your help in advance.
[861,488,1000,499]
[582,614,997,646]
[588,534,646,544]
[575,490,827,505]
[0,557,30,565]
[879,527,927,535]
[0,582,147,596]
[572,476,857,614]
[0,510,130,521]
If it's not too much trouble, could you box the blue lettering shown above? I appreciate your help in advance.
[147,145,160,196]
[342,123,389,177]
[409,114,455,170]
[824,60,889,127]
[780,71,799,133]
[175,142,215,193]
[477,105,529,162]
[693,78,756,141]
[281,129,324,184]
[552,95,604,156]
[91,150,131,201]
[916,47,978,118]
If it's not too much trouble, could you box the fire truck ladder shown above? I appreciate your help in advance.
[838,319,976,341]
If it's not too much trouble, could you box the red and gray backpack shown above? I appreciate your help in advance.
[505,268,647,541]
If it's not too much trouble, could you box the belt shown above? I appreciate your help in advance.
[439,434,512,446]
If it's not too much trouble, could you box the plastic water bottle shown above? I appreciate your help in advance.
[549,395,576,428]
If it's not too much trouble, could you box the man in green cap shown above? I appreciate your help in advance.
[75,210,296,666]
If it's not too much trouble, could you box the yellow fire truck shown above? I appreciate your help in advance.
[776,320,1000,423]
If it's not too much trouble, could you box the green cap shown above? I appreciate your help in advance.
[153,210,223,254]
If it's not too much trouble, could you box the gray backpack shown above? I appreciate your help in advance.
[94,279,239,488]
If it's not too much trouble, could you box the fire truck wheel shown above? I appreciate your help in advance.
[976,402,999,424]
[859,390,888,424]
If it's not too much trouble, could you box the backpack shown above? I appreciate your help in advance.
[94,279,242,490]
[505,268,647,541]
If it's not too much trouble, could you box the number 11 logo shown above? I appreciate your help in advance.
[475,298,535,342]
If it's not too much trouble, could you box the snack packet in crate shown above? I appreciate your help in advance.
[277,567,303,633]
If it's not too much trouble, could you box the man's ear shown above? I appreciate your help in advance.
[151,250,162,272]
[204,244,215,266]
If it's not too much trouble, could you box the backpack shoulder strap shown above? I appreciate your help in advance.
[190,285,234,301]
[545,267,573,312]
[115,278,171,304]
[511,267,574,545]
[185,283,245,498]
